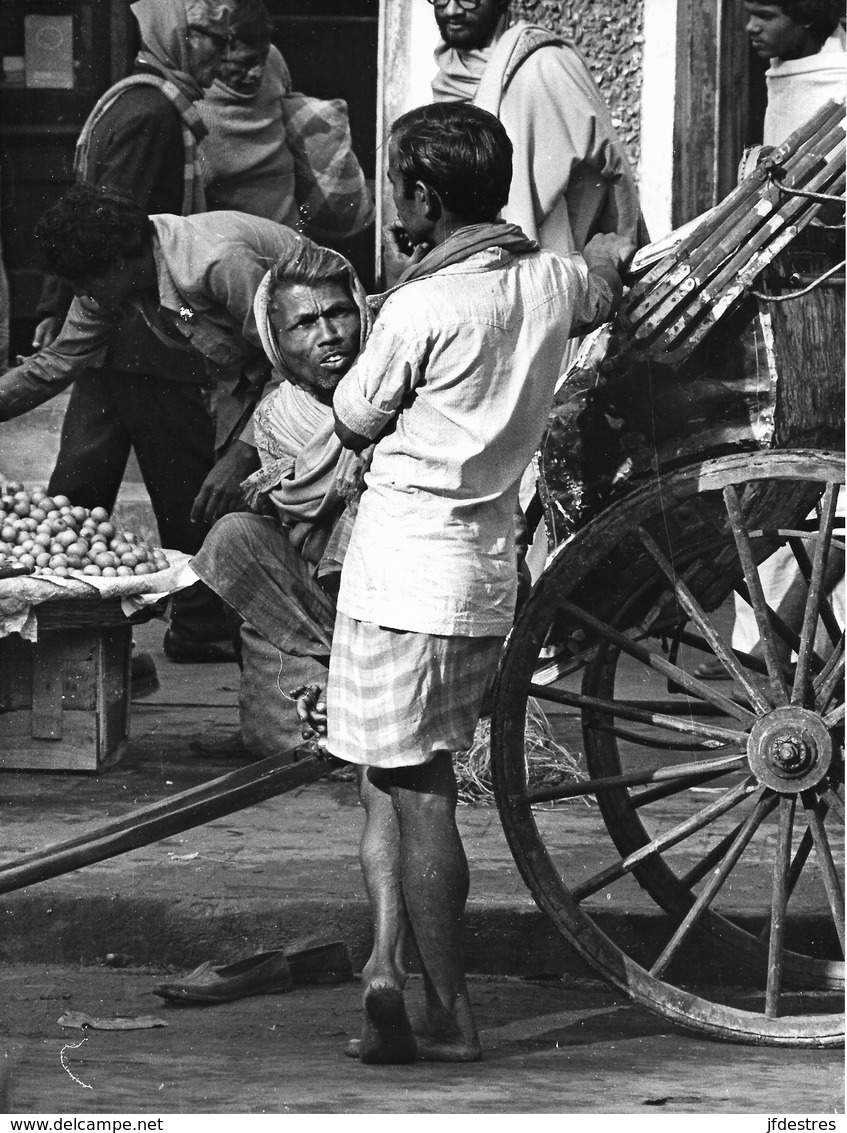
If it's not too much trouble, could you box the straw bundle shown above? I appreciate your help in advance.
[454,697,585,807]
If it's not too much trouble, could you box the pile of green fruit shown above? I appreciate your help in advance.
[0,483,170,579]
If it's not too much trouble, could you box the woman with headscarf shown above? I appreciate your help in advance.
[32,0,252,668]
[188,234,373,760]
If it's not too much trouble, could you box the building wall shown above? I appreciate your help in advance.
[511,0,644,171]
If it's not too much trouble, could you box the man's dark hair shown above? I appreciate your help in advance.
[35,183,151,281]
[390,103,513,222]
[769,0,844,41]
[229,0,273,48]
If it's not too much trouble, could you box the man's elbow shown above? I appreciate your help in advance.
[333,412,371,453]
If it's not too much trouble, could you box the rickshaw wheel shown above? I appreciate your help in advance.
[491,450,844,1046]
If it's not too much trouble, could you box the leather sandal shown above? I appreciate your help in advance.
[152,951,293,1004]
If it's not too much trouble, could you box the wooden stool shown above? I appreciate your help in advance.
[0,599,152,772]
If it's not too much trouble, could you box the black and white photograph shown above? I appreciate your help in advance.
[0,0,843,1120]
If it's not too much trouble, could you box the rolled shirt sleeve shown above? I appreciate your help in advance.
[332,317,423,443]
[0,297,117,420]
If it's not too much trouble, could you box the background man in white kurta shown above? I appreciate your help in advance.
[427,0,642,256]
[326,103,633,1064]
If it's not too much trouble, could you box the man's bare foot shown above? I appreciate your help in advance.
[410,998,482,1062]
[412,1025,481,1063]
[354,981,417,1064]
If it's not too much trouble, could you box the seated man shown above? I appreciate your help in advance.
[188,237,371,758]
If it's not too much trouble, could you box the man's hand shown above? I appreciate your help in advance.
[382,223,432,288]
[32,316,63,351]
[291,683,327,747]
[582,232,638,276]
[190,440,261,527]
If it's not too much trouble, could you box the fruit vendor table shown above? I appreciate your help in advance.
[0,553,192,772]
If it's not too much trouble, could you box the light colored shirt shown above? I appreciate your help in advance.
[332,246,611,636]
[0,210,294,443]
[764,25,847,146]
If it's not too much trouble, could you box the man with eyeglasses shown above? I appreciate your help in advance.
[29,0,261,669]
[426,0,642,258]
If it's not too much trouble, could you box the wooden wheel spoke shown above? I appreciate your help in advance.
[593,723,729,751]
[734,581,827,677]
[756,800,830,946]
[733,580,828,675]
[674,627,772,683]
[526,682,746,744]
[650,788,778,978]
[790,532,843,648]
[680,821,747,888]
[633,765,746,808]
[816,642,845,711]
[766,795,796,1016]
[823,701,845,729]
[637,526,771,714]
[525,750,747,804]
[822,787,845,821]
[723,485,790,706]
[532,645,598,686]
[557,598,758,725]
[791,484,839,704]
[802,790,846,955]
[571,777,758,901]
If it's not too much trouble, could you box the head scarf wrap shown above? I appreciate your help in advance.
[431,10,509,102]
[244,234,373,559]
[131,0,234,101]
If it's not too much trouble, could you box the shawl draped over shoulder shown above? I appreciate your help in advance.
[432,19,643,256]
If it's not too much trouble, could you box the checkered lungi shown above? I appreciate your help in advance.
[326,611,505,768]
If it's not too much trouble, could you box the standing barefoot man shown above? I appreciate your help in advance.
[325,102,633,1064]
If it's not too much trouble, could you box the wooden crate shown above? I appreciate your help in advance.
[0,621,132,772]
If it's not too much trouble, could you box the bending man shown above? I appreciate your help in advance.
[0,185,304,520]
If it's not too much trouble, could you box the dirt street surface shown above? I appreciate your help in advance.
[0,965,841,1115]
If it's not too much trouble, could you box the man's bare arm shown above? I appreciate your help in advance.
[334,411,372,454]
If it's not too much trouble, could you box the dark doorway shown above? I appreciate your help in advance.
[0,0,380,358]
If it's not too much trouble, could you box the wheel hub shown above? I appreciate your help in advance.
[747,705,833,792]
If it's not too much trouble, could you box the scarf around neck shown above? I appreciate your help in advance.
[75,72,208,214]
[392,221,538,293]
[431,11,509,102]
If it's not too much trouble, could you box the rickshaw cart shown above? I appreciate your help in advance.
[489,99,846,1047]
[0,100,841,1053]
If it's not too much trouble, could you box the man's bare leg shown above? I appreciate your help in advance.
[392,752,482,1062]
[350,766,416,1064]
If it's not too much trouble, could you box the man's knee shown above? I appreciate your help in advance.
[380,753,458,810]
[203,511,268,555]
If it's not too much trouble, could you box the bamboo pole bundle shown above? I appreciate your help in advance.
[621,97,845,364]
